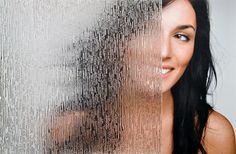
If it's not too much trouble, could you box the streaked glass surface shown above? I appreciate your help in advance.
[0,0,162,153]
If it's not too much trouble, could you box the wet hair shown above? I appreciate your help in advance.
[163,0,217,153]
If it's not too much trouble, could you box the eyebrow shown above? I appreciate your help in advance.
[176,25,196,31]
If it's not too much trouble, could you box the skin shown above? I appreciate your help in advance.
[126,22,161,95]
[160,0,236,153]
[161,0,196,152]
[161,0,196,94]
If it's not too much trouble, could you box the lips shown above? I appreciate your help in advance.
[161,68,172,74]
[161,66,174,77]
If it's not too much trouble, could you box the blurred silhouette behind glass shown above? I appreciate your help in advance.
[0,0,161,153]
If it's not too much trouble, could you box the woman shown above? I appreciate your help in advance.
[160,0,236,153]
[48,0,236,153]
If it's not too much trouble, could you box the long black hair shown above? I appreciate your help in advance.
[162,0,217,153]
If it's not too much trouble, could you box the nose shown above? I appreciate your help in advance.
[161,32,172,60]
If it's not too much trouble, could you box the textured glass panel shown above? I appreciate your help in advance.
[0,0,161,153]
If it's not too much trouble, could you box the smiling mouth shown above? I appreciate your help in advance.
[161,67,174,76]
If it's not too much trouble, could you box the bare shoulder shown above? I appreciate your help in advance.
[202,110,236,154]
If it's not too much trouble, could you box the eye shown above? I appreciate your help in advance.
[174,34,190,42]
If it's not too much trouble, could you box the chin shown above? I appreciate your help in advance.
[161,87,168,94]
[161,83,173,94]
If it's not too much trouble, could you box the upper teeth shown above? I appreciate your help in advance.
[161,68,171,74]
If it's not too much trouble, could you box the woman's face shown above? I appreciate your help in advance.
[127,0,197,94]
[161,0,196,93]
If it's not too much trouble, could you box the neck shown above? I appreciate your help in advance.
[119,90,161,153]
[162,90,174,118]
[117,89,174,152]
[161,90,174,153]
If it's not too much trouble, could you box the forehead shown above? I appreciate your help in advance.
[162,0,196,29]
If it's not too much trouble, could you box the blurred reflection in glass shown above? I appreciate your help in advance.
[0,0,161,154]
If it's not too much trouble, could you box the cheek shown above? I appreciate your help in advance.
[174,44,194,68]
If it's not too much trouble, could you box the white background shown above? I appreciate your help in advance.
[210,0,236,131]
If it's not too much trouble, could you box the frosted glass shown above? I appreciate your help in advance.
[0,0,161,153]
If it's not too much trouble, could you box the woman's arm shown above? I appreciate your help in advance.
[202,111,236,154]
[48,112,84,143]
[46,111,86,150]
